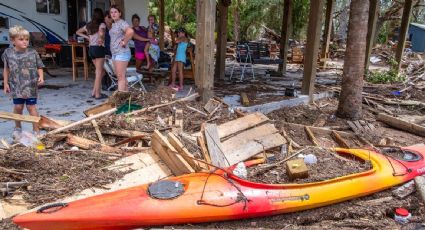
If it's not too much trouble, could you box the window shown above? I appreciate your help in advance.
[36,0,60,14]
[0,16,9,29]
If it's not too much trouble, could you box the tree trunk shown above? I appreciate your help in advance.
[336,0,349,45]
[337,0,369,119]
[232,0,240,42]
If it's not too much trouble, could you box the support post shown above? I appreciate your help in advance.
[364,0,379,71]
[395,0,413,71]
[278,0,292,75]
[159,0,165,50]
[215,0,229,80]
[301,0,325,101]
[195,0,216,102]
[320,0,334,68]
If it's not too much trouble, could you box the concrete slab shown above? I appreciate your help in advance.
[0,68,109,142]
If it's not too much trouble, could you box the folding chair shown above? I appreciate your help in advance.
[230,43,255,81]
[103,57,147,92]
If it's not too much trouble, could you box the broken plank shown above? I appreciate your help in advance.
[0,111,40,123]
[83,102,115,117]
[305,126,319,146]
[112,135,146,147]
[204,98,221,113]
[223,132,286,166]
[414,176,425,204]
[151,130,194,175]
[204,124,229,167]
[167,133,204,171]
[217,112,269,139]
[100,128,149,138]
[91,119,105,144]
[240,92,250,106]
[66,134,119,153]
[331,131,350,148]
[377,113,425,137]
[197,135,211,166]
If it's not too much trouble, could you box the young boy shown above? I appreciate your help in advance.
[2,25,44,139]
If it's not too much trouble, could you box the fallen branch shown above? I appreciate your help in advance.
[305,126,320,146]
[128,93,199,116]
[186,105,208,116]
[0,166,29,175]
[331,131,350,148]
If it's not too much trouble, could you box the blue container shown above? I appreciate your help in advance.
[409,23,425,52]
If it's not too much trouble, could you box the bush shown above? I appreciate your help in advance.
[366,57,405,84]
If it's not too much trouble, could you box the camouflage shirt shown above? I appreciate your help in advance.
[1,47,44,98]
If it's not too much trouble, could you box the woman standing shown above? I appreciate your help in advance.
[108,5,134,91]
[131,14,149,71]
[76,8,107,99]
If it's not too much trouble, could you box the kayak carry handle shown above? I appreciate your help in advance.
[37,202,68,213]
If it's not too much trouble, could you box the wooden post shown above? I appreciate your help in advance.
[364,0,379,71]
[301,0,325,101]
[159,0,165,50]
[320,0,334,68]
[395,0,413,72]
[195,0,216,102]
[215,0,229,80]
[278,0,292,75]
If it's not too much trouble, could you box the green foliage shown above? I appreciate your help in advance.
[148,0,310,41]
[366,58,406,84]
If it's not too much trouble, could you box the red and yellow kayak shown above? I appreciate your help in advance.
[14,146,425,230]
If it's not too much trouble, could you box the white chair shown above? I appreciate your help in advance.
[103,57,147,92]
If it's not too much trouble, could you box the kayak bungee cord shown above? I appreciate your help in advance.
[197,172,249,210]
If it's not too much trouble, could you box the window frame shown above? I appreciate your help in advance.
[36,0,60,15]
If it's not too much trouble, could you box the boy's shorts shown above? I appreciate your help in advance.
[13,98,37,105]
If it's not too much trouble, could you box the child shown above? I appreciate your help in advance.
[170,28,189,91]
[143,29,160,70]
[2,25,44,138]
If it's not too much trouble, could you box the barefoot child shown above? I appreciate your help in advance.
[2,25,44,138]
[170,28,189,91]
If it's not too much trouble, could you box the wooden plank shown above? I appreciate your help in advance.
[167,133,204,171]
[223,133,286,166]
[66,134,119,153]
[377,113,425,137]
[305,126,320,146]
[204,124,228,167]
[197,135,211,166]
[83,102,115,117]
[151,130,195,175]
[0,111,40,123]
[217,112,269,139]
[331,130,350,148]
[100,128,148,138]
[414,176,425,204]
[204,98,221,113]
[240,92,250,106]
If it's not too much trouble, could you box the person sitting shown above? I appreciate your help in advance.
[169,28,189,91]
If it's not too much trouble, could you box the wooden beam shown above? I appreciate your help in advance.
[395,0,413,71]
[66,134,119,153]
[0,111,40,123]
[278,0,292,75]
[301,0,325,101]
[204,124,228,167]
[167,133,204,171]
[151,130,195,175]
[159,0,165,50]
[215,0,228,80]
[100,128,148,138]
[320,0,334,67]
[377,113,425,137]
[364,0,379,71]
[195,0,216,103]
